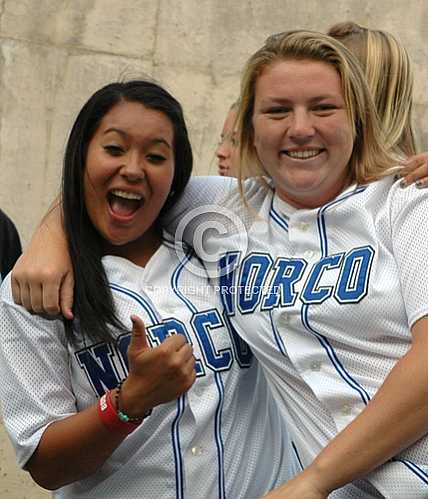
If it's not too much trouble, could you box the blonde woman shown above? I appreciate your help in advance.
[226,30,428,497]
[158,29,428,498]
[216,101,240,177]
[328,21,428,188]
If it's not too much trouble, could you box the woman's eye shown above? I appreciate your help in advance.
[267,107,290,114]
[264,107,291,120]
[313,105,337,113]
[103,145,124,156]
[147,154,167,164]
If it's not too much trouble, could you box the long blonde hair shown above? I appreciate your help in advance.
[328,22,415,157]
[237,30,397,191]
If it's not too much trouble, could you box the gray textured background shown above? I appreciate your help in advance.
[0,1,427,497]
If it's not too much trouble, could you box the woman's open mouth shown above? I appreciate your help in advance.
[107,190,144,218]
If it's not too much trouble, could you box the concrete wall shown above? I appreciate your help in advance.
[0,1,426,497]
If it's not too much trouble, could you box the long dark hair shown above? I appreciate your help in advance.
[62,80,193,343]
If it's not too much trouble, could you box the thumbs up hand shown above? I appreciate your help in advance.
[118,315,196,419]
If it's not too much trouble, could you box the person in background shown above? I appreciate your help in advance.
[216,101,240,177]
[0,208,21,284]
[327,21,428,187]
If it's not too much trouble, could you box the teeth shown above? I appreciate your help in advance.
[286,149,321,159]
[111,190,142,200]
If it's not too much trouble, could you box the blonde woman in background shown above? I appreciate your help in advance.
[327,21,428,187]
[216,101,240,177]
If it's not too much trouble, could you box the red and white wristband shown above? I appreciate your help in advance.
[97,389,142,436]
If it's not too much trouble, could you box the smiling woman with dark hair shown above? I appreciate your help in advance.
[61,81,193,344]
[0,80,295,498]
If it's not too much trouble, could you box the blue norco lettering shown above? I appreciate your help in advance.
[191,310,233,371]
[75,343,119,396]
[336,246,374,303]
[262,258,306,310]
[219,246,375,314]
[301,254,343,304]
[218,251,240,315]
[238,254,273,313]
[223,313,253,368]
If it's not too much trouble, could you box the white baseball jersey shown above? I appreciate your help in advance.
[0,240,298,498]
[165,175,428,498]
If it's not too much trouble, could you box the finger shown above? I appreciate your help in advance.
[177,343,194,363]
[129,315,150,352]
[400,162,424,176]
[162,333,187,352]
[42,281,61,315]
[400,156,428,177]
[184,355,197,376]
[169,344,195,372]
[182,359,197,389]
[402,152,428,165]
[415,178,428,189]
[60,272,74,319]
[400,157,416,167]
[29,283,45,314]
[400,155,422,167]
[403,164,428,188]
[11,273,23,306]
[20,283,34,312]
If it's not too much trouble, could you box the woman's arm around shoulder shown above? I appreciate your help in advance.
[11,199,74,318]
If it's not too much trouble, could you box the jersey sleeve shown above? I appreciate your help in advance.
[162,176,238,234]
[389,183,428,328]
[161,176,271,264]
[0,275,76,468]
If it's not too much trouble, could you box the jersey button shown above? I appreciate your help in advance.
[193,384,204,397]
[279,313,290,325]
[298,222,310,232]
[341,404,352,415]
[303,250,314,259]
[310,361,321,372]
[191,446,204,456]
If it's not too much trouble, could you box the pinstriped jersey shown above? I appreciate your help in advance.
[0,243,297,498]
[165,175,428,498]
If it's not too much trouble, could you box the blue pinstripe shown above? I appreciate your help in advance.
[268,310,287,357]
[269,197,289,233]
[170,250,226,499]
[304,188,372,403]
[313,187,428,486]
[291,441,304,471]
[265,187,428,487]
[393,458,428,485]
[109,282,186,499]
